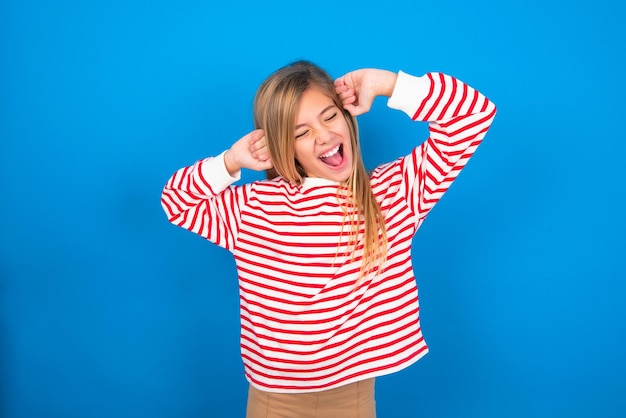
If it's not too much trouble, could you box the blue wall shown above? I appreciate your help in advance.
[2,0,624,417]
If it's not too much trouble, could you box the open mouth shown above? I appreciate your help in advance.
[319,144,344,167]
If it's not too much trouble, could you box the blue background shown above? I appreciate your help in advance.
[2,0,624,417]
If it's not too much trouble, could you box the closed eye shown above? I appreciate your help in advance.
[325,112,337,122]
[295,130,309,139]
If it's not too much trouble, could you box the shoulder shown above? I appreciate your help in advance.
[246,176,300,196]
[369,155,405,185]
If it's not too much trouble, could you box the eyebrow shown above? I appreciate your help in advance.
[294,105,336,130]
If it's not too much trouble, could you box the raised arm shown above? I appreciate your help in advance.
[391,71,497,218]
[336,68,497,219]
[160,129,272,250]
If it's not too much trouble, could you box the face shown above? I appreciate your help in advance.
[293,87,353,182]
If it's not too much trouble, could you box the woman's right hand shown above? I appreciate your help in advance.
[224,129,273,175]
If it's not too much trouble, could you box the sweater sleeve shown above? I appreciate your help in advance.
[387,71,497,220]
[160,151,246,251]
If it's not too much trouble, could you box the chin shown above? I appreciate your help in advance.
[330,168,352,183]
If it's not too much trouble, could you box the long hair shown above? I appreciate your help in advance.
[252,60,387,280]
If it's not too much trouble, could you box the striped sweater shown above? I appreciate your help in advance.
[161,71,497,393]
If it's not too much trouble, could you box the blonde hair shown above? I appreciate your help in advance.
[253,60,387,280]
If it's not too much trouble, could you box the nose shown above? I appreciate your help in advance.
[315,127,332,144]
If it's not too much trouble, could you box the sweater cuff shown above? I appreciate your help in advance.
[200,151,241,190]
[387,71,431,118]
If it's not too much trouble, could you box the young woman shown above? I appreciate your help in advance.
[161,60,496,417]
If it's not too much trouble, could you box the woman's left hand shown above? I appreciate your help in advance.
[334,69,398,116]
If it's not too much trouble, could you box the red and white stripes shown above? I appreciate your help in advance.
[161,71,496,393]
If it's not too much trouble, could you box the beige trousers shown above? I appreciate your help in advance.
[246,379,376,418]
